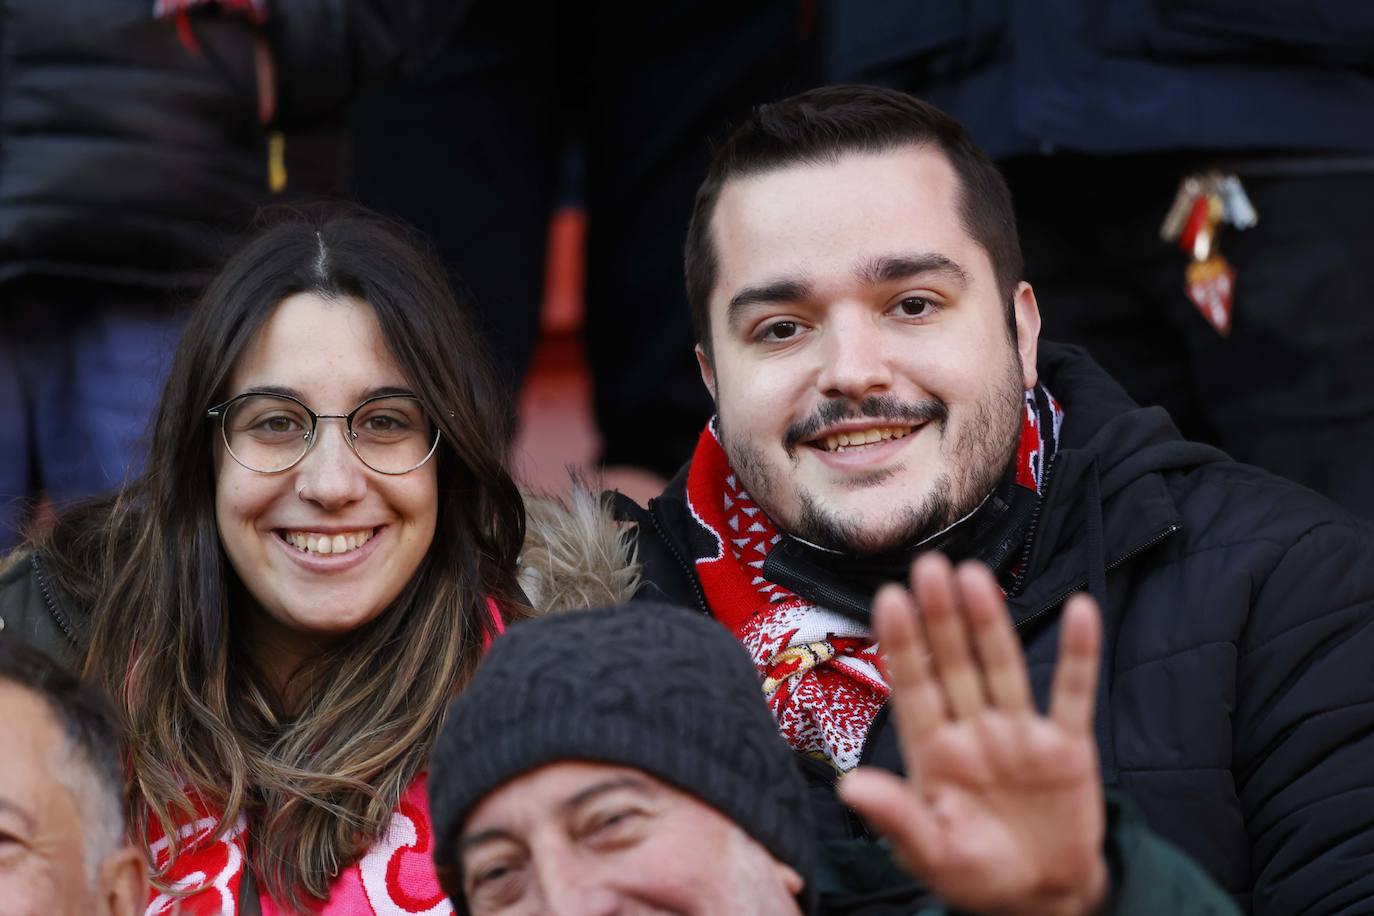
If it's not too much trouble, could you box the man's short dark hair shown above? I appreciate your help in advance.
[0,641,126,856]
[684,84,1023,356]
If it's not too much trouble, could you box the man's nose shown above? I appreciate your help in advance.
[535,854,623,916]
[294,421,368,509]
[814,309,893,399]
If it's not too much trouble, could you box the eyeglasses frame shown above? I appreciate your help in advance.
[206,391,441,476]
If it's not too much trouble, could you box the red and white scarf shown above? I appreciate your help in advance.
[145,775,451,916]
[685,387,1062,772]
[141,604,507,914]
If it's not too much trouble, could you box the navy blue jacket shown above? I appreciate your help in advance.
[625,343,1374,913]
[823,1,1374,158]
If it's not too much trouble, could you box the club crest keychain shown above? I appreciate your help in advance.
[1160,172,1258,336]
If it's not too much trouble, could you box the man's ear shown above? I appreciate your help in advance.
[97,845,148,916]
[1013,281,1042,390]
[695,343,718,403]
[775,861,804,899]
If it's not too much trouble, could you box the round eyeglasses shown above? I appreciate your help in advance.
[206,392,441,475]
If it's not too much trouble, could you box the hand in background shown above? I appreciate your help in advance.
[839,553,1108,916]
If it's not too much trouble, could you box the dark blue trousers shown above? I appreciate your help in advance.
[0,281,185,550]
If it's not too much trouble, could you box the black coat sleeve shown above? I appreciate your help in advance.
[1235,518,1374,913]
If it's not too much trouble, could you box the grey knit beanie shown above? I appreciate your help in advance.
[429,601,816,912]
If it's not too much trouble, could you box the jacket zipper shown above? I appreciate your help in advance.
[646,499,711,617]
[30,552,74,640]
[762,549,871,621]
[1013,522,1182,632]
[1009,453,1058,597]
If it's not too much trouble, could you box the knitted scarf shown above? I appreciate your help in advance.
[685,386,1063,772]
[142,603,507,914]
[144,775,450,916]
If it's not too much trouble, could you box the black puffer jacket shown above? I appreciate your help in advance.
[0,0,470,292]
[624,342,1374,914]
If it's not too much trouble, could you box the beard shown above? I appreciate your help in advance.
[720,349,1027,556]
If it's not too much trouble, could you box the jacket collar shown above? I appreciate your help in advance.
[760,466,1040,624]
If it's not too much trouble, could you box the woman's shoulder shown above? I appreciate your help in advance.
[0,549,81,665]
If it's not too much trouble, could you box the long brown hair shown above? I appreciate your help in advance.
[40,207,527,907]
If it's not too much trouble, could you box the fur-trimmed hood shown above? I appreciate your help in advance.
[518,485,640,617]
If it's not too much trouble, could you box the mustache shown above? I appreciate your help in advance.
[784,395,948,450]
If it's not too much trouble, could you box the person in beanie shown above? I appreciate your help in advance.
[429,601,814,915]
[429,582,1238,916]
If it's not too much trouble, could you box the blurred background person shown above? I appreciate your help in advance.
[351,0,818,499]
[0,640,146,916]
[824,1,1374,517]
[0,0,474,550]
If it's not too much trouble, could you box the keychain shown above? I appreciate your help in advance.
[1160,171,1258,336]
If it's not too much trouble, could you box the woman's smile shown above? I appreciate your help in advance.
[271,524,387,572]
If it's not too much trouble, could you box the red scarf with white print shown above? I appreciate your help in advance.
[144,774,450,916]
[142,602,506,914]
[685,388,1062,771]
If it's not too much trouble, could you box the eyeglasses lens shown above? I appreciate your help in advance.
[221,395,438,474]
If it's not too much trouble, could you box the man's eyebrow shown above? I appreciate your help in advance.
[560,775,656,813]
[455,776,654,853]
[0,797,36,833]
[856,253,970,288]
[458,825,519,854]
[726,278,812,326]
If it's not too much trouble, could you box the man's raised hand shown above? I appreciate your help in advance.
[838,553,1108,916]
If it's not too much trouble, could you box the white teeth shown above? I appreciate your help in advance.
[284,529,374,557]
[816,426,916,452]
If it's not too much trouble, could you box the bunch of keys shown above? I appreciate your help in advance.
[1159,171,1258,336]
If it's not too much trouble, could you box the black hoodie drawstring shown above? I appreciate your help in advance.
[1083,459,1120,785]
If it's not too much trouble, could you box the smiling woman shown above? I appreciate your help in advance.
[0,208,529,912]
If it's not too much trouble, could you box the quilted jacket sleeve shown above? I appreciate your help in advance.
[1236,518,1374,913]
[264,0,475,122]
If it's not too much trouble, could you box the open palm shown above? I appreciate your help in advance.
[839,554,1107,916]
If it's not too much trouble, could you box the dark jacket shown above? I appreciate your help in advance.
[623,342,1374,914]
[822,1,1374,158]
[0,0,471,293]
[0,552,77,664]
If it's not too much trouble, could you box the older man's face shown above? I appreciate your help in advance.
[699,147,1041,554]
[0,683,115,915]
[455,762,803,915]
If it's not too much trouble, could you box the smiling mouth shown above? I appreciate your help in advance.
[278,528,379,557]
[807,425,917,453]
